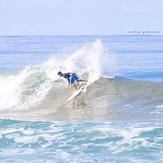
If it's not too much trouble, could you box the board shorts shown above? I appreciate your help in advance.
[70,73,79,84]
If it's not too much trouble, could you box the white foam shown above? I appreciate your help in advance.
[156,104,163,109]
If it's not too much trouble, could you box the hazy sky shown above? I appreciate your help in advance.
[0,0,163,35]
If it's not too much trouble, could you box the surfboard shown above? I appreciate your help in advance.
[66,84,87,101]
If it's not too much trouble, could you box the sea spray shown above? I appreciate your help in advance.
[0,39,117,112]
[46,39,117,82]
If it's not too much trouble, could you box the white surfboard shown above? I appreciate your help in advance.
[66,85,87,101]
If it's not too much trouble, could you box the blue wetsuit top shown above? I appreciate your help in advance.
[63,73,71,84]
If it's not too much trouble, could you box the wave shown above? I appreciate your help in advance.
[0,39,116,111]
[0,39,162,122]
[0,75,163,122]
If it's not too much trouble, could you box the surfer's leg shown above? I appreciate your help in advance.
[77,79,88,82]
[72,83,78,90]
[74,74,87,82]
[70,77,78,90]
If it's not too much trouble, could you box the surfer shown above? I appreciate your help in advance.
[58,71,87,90]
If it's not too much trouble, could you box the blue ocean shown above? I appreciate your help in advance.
[0,35,162,162]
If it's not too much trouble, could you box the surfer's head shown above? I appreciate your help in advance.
[58,71,63,77]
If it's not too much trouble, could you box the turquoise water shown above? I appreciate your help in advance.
[0,35,163,162]
[0,119,162,163]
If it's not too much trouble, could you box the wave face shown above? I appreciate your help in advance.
[0,39,162,122]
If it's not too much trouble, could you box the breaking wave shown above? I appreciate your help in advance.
[0,39,162,122]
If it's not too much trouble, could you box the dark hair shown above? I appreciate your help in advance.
[58,71,62,75]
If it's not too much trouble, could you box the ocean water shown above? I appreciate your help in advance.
[0,35,163,162]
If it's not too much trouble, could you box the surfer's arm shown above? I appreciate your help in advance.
[63,73,71,86]
[67,78,70,87]
[72,84,78,90]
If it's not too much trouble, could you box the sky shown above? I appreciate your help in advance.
[0,0,163,35]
